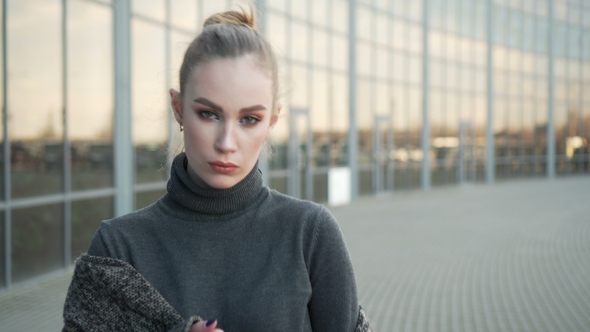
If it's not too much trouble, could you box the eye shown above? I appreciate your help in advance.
[240,116,261,126]
[198,110,219,121]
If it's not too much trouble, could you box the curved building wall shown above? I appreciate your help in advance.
[0,0,588,290]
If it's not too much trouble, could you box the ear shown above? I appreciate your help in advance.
[268,102,282,132]
[169,88,183,125]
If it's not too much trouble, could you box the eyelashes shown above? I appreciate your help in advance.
[197,110,261,126]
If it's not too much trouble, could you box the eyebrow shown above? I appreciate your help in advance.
[193,97,267,113]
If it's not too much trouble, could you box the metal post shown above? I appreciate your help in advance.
[62,0,72,266]
[547,0,555,179]
[2,0,11,289]
[348,0,359,199]
[114,0,134,215]
[255,0,270,185]
[305,0,313,201]
[421,0,431,190]
[486,0,495,183]
[165,0,174,178]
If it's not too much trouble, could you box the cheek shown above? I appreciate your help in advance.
[185,125,211,151]
[244,129,269,151]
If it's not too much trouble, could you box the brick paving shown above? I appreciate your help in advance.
[332,176,590,331]
[1,176,589,331]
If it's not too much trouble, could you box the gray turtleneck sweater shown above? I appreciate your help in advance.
[87,153,359,332]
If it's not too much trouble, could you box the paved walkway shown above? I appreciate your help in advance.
[1,176,589,331]
[332,176,590,332]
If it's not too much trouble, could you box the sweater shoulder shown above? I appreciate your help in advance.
[102,199,164,228]
[266,189,332,217]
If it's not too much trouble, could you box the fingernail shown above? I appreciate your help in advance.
[206,319,216,327]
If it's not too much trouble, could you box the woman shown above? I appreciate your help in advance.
[63,8,371,332]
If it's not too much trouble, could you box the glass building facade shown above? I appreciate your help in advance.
[1,0,589,290]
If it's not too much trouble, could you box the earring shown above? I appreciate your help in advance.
[180,125,184,132]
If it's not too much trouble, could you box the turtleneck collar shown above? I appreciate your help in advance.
[166,152,265,215]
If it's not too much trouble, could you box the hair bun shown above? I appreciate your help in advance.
[203,7,256,29]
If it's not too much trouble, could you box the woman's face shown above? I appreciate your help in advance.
[170,56,278,189]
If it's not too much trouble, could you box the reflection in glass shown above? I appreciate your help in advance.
[136,189,166,210]
[68,1,114,191]
[0,1,3,202]
[9,0,63,198]
[71,197,113,261]
[0,214,4,287]
[12,204,63,283]
[170,0,198,31]
[132,20,168,184]
[132,0,165,22]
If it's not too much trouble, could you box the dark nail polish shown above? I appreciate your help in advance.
[206,319,216,327]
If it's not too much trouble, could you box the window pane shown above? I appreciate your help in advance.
[69,1,114,191]
[170,0,198,31]
[291,21,308,63]
[0,2,4,202]
[12,204,64,283]
[132,0,165,22]
[8,0,63,199]
[0,214,4,287]
[332,73,349,167]
[71,197,113,261]
[135,189,166,210]
[132,20,168,184]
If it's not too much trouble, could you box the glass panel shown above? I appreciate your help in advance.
[291,0,307,19]
[201,0,227,20]
[267,0,286,12]
[291,64,309,107]
[0,214,4,287]
[312,0,328,27]
[71,196,113,261]
[332,36,348,71]
[332,73,348,166]
[12,204,63,283]
[170,0,198,31]
[8,0,63,199]
[267,13,287,56]
[132,0,165,22]
[68,1,114,191]
[291,21,308,63]
[311,70,329,168]
[357,7,371,41]
[0,1,3,202]
[135,189,166,210]
[312,28,328,67]
[269,176,287,194]
[132,20,168,184]
[332,0,348,34]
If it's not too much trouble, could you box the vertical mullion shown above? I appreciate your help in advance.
[165,0,173,179]
[348,0,358,199]
[254,0,269,185]
[578,7,585,173]
[114,0,134,215]
[2,0,11,289]
[305,0,313,201]
[421,0,431,190]
[62,0,72,266]
[547,0,555,179]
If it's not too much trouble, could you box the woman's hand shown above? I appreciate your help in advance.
[190,319,224,332]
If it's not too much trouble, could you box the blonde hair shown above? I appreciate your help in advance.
[178,7,279,110]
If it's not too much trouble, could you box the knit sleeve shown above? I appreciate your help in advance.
[305,205,359,332]
[62,255,203,332]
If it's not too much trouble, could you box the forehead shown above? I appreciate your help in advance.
[186,56,273,100]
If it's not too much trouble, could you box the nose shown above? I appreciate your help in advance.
[214,122,238,154]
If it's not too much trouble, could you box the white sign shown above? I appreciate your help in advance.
[328,167,351,206]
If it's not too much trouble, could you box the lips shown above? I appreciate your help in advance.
[208,161,238,174]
